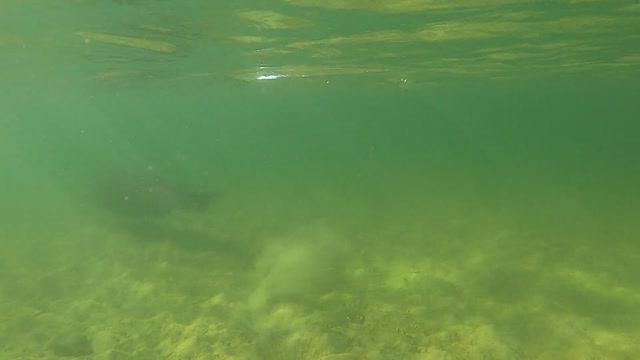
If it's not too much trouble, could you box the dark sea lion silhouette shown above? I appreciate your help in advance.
[93,170,211,217]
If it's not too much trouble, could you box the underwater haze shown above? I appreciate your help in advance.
[1,0,639,359]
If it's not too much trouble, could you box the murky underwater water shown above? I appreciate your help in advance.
[1,1,639,359]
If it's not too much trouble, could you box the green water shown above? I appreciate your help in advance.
[1,1,639,359]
